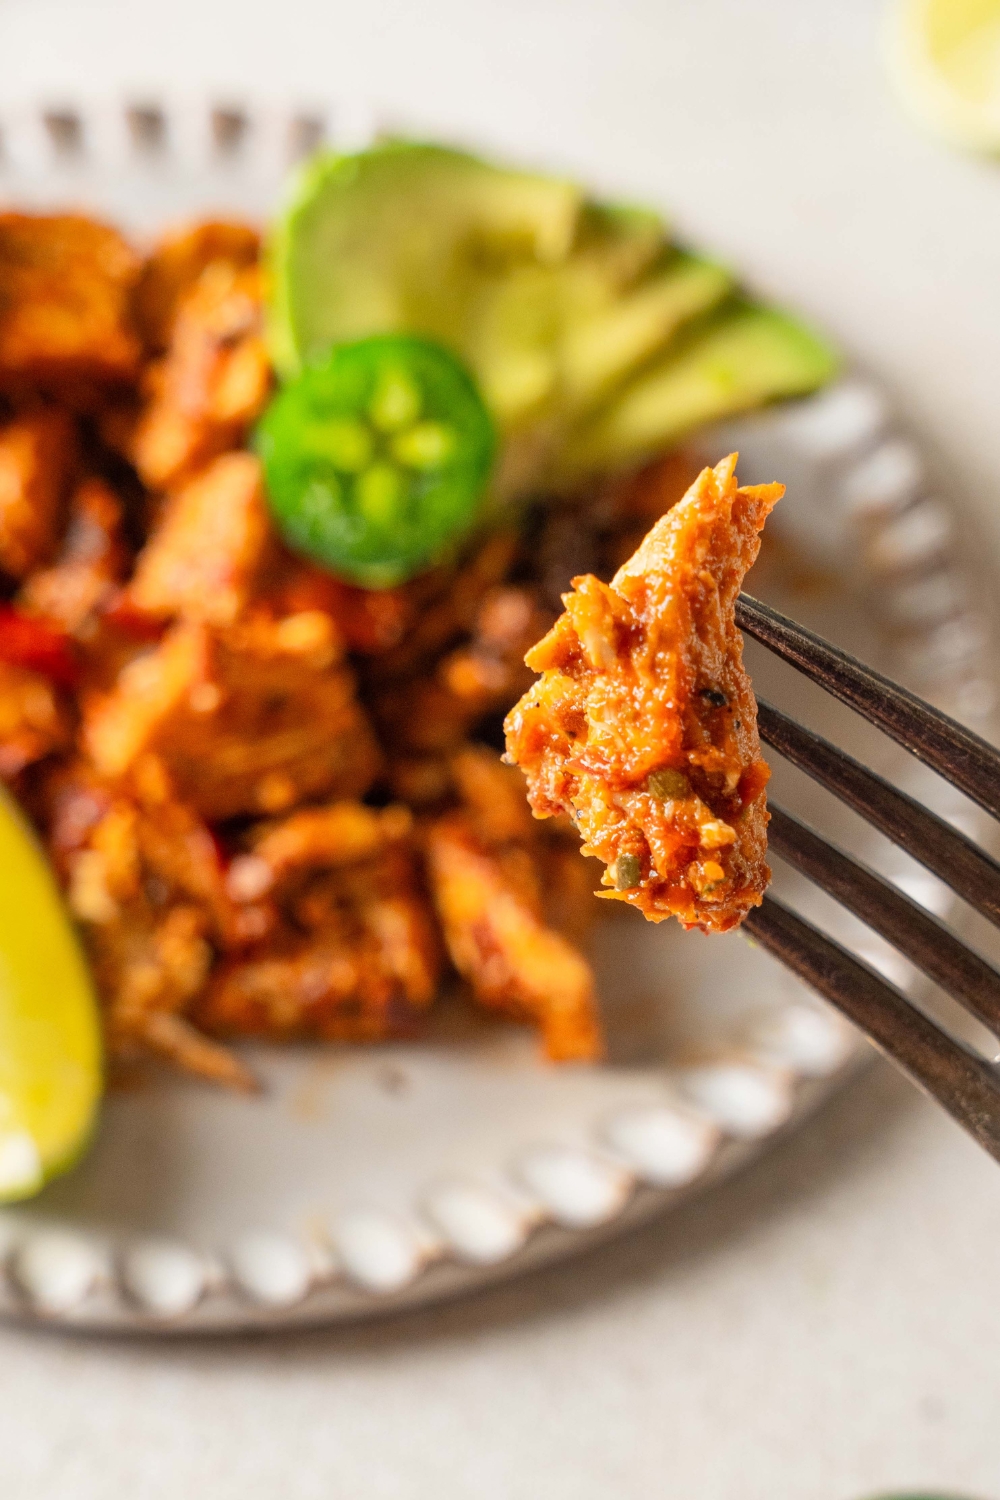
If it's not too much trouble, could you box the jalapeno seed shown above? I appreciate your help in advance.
[614,852,642,890]
[392,421,458,470]
[357,462,406,524]
[369,365,423,432]
[306,418,373,472]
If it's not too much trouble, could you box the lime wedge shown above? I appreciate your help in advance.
[0,786,102,1200]
[887,0,1000,151]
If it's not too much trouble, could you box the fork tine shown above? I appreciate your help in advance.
[744,895,1000,1160]
[758,699,1000,928]
[768,803,1000,1038]
[736,593,1000,821]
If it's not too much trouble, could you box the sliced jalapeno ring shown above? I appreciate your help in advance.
[256,334,497,588]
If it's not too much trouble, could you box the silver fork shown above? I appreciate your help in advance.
[735,593,1000,1161]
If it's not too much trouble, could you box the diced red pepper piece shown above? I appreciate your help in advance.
[100,590,168,641]
[0,606,80,686]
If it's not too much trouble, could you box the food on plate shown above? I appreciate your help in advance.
[257,334,497,586]
[0,138,832,1169]
[268,142,834,505]
[504,454,778,932]
[0,212,141,395]
[425,746,602,1061]
[0,786,102,1200]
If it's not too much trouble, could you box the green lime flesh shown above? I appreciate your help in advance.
[256,334,497,587]
[0,787,102,1201]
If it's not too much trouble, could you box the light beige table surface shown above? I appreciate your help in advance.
[3,0,1000,1495]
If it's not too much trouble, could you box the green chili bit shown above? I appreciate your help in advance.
[256,334,497,588]
[614,853,643,890]
[647,767,690,799]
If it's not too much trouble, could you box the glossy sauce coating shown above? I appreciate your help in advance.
[504,454,780,932]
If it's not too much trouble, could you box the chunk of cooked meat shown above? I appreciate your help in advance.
[449,742,602,951]
[0,660,71,777]
[132,219,261,351]
[0,213,141,394]
[226,800,413,899]
[505,453,781,932]
[197,926,434,1043]
[18,476,128,632]
[0,409,77,578]
[62,783,254,1090]
[121,451,270,626]
[131,259,270,490]
[63,768,236,938]
[450,743,537,847]
[365,530,519,683]
[425,810,602,1062]
[82,613,381,819]
[199,801,441,1042]
[370,582,552,756]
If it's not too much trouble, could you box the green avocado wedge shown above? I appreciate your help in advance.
[268,141,583,390]
[267,142,687,435]
[0,786,102,1201]
[555,301,839,482]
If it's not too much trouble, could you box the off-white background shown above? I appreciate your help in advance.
[3,1,1000,1495]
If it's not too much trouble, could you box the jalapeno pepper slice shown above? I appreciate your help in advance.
[256,334,497,588]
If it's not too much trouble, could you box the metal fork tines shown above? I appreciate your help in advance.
[734,592,1000,1161]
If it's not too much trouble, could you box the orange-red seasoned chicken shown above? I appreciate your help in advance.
[505,453,780,932]
[0,409,78,579]
[0,213,141,395]
[121,451,271,627]
[131,256,270,491]
[425,747,603,1061]
[82,612,381,820]
[199,801,442,1043]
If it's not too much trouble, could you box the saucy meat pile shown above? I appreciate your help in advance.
[1,211,708,1085]
[504,454,779,932]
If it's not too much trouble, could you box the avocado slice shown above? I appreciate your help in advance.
[554,301,839,482]
[560,252,734,411]
[268,141,584,389]
[268,142,687,437]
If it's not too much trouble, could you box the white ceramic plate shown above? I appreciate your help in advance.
[0,99,994,1332]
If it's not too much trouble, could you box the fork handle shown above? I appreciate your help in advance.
[737,593,1000,822]
[745,895,1000,1162]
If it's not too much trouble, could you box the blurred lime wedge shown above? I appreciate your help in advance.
[0,786,102,1200]
[887,0,1000,151]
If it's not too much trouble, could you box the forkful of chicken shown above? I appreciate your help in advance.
[505,453,1000,1163]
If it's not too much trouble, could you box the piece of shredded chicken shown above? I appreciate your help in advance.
[504,453,781,932]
